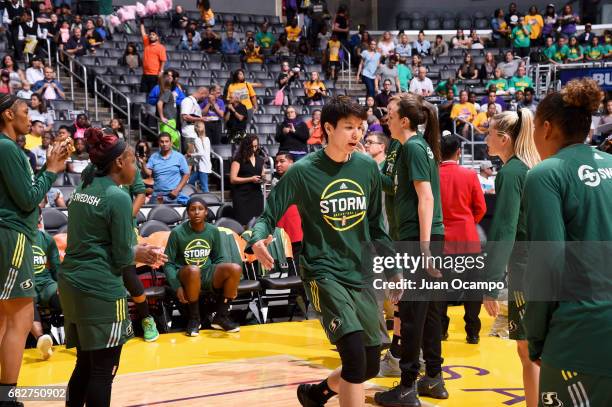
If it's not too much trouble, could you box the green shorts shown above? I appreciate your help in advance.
[35,280,58,307]
[59,276,133,351]
[508,289,526,340]
[539,362,612,407]
[0,228,34,300]
[305,278,381,347]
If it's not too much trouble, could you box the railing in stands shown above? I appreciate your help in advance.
[453,120,487,166]
[55,48,89,111]
[210,150,226,203]
[339,43,352,90]
[93,76,132,145]
[532,60,611,96]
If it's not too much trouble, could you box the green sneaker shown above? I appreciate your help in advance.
[142,316,160,342]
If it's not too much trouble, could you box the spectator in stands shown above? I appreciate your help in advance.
[201,85,225,145]
[375,79,394,110]
[1,55,23,91]
[377,31,395,57]
[272,32,291,58]
[304,71,327,105]
[68,113,90,139]
[24,119,44,151]
[109,118,125,139]
[230,135,264,226]
[364,131,387,168]
[141,132,190,203]
[511,16,531,58]
[83,18,103,52]
[331,5,349,48]
[518,87,537,113]
[505,2,521,30]
[16,9,44,59]
[542,4,557,39]
[200,25,220,54]
[221,29,241,55]
[451,89,478,137]
[397,56,412,92]
[276,106,309,160]
[542,36,558,64]
[438,89,456,131]
[431,34,449,58]
[225,92,248,144]
[478,161,495,194]
[140,21,167,94]
[119,42,141,69]
[29,94,53,133]
[585,36,605,61]
[395,33,411,59]
[525,6,543,46]
[148,70,186,110]
[285,17,301,47]
[197,0,215,26]
[42,186,66,208]
[435,77,458,98]
[296,37,314,65]
[284,0,298,24]
[479,51,497,80]
[16,81,32,99]
[458,54,478,80]
[277,60,300,90]
[376,54,400,93]
[0,70,12,94]
[171,5,188,29]
[497,50,520,78]
[2,0,25,55]
[226,69,257,121]
[187,121,211,192]
[566,35,584,62]
[242,37,264,64]
[414,30,431,56]
[64,26,88,56]
[180,86,207,148]
[558,3,579,37]
[66,137,89,174]
[409,54,422,76]
[451,29,470,49]
[491,8,510,47]
[32,66,64,100]
[409,66,433,96]
[324,32,341,82]
[70,14,83,31]
[356,39,381,98]
[552,35,569,63]
[31,132,52,171]
[305,109,323,149]
[179,30,198,51]
[479,87,507,112]
[486,68,509,95]
[473,102,497,134]
[508,65,533,93]
[578,23,595,46]
[469,29,484,49]
[157,76,181,150]
[16,134,37,171]
[25,56,44,85]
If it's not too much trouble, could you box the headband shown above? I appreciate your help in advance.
[0,93,19,114]
[186,196,207,210]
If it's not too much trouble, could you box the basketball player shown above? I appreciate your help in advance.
[524,78,612,407]
[482,108,541,407]
[250,96,402,406]
[164,197,243,336]
[59,128,166,406]
[0,93,71,406]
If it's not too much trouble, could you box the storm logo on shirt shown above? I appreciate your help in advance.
[578,164,612,187]
[184,239,211,266]
[32,245,47,274]
[320,179,367,231]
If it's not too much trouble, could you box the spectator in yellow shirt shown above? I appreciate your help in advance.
[526,6,543,45]
[451,90,478,137]
[285,18,302,43]
[326,33,341,81]
[225,69,258,121]
[473,102,497,134]
[304,71,327,106]
[242,38,264,64]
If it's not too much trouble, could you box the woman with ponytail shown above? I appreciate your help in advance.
[375,94,448,407]
[482,107,540,407]
[523,79,612,407]
[59,128,166,406]
[0,93,70,404]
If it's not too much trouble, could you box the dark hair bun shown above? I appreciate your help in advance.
[85,127,119,167]
[562,78,602,114]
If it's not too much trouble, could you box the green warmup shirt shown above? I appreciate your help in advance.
[486,78,508,93]
[83,163,146,203]
[511,25,531,48]
[0,133,56,241]
[509,75,534,92]
[566,45,583,61]
[381,139,401,240]
[60,176,135,301]
[33,229,60,288]
[485,156,528,298]
[248,149,395,288]
[585,45,605,60]
[552,44,569,62]
[523,144,612,377]
[164,221,225,291]
[394,134,444,240]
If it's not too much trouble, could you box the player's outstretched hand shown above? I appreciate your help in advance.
[388,273,404,304]
[46,136,73,173]
[483,296,499,318]
[134,243,167,267]
[252,235,275,270]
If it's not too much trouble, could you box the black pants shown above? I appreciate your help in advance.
[441,301,482,338]
[206,120,223,145]
[67,346,123,407]
[399,235,445,385]
[140,74,159,94]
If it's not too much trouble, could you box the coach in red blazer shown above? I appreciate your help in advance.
[439,134,486,344]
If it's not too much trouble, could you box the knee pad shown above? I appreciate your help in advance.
[337,331,367,384]
[122,265,144,297]
[364,345,381,380]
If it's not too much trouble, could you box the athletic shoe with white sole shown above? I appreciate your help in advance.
[36,334,53,360]
[378,350,401,377]
[185,319,201,337]
[142,316,160,342]
[211,314,240,333]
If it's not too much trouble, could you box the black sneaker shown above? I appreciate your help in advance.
[185,319,201,337]
[417,373,449,399]
[374,382,420,407]
[466,335,480,344]
[211,313,240,333]
[297,384,324,407]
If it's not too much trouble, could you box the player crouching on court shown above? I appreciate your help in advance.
[249,96,402,406]
[164,197,243,336]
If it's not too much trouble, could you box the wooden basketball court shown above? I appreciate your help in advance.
[21,307,525,406]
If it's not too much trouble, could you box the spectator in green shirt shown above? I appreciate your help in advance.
[542,36,558,64]
[435,78,458,97]
[585,36,605,61]
[566,36,583,62]
[255,22,276,49]
[397,56,413,92]
[552,35,570,63]
[509,65,534,93]
[486,67,509,95]
[511,16,531,58]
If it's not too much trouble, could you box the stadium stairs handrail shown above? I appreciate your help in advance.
[55,48,89,111]
[93,76,132,144]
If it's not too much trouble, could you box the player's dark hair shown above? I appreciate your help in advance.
[440,134,461,160]
[321,96,367,141]
[536,78,602,145]
[83,128,127,188]
[393,93,441,162]
[0,93,26,127]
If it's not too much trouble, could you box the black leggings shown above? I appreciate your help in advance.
[66,346,123,407]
